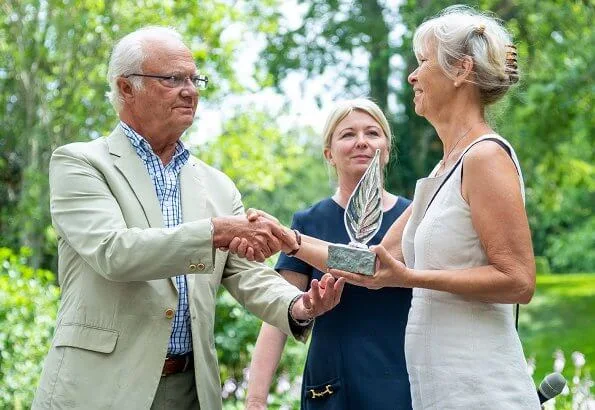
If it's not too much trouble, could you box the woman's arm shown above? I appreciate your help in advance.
[331,143,535,304]
[245,270,309,410]
[379,205,412,263]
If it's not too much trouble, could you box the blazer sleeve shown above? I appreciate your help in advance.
[220,186,310,342]
[49,144,215,282]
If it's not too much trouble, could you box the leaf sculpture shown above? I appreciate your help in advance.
[344,149,383,247]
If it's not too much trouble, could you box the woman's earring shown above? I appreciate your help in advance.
[454,81,459,88]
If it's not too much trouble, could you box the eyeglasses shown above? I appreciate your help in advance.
[124,73,208,90]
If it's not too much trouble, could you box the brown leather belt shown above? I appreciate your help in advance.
[162,353,194,377]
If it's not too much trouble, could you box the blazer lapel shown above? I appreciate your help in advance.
[107,126,180,292]
[179,157,208,294]
[107,126,164,229]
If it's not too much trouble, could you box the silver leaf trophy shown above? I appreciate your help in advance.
[327,149,383,275]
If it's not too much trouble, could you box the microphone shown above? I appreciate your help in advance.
[537,372,566,404]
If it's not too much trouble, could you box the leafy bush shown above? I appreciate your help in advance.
[0,248,60,409]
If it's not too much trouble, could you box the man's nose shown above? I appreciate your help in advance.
[180,81,198,98]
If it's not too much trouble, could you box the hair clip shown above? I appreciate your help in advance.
[505,44,518,67]
[504,44,519,83]
[474,24,486,35]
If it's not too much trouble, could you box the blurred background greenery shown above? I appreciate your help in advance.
[1,0,593,408]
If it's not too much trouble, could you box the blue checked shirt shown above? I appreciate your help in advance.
[121,122,192,355]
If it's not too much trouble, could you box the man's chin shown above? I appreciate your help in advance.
[177,113,196,126]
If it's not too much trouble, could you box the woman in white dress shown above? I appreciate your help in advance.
[327,5,541,409]
[234,5,540,409]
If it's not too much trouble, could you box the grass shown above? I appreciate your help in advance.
[519,273,595,386]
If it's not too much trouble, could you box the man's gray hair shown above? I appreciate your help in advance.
[106,26,185,113]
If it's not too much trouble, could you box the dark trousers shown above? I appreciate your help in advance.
[151,370,199,410]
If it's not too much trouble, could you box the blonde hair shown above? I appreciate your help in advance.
[413,5,519,105]
[322,98,393,154]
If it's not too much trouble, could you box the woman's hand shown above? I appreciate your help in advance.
[329,245,415,289]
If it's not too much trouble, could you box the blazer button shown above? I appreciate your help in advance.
[196,263,205,271]
[189,264,197,272]
[165,308,175,319]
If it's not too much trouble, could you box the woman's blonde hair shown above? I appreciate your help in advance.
[413,5,519,105]
[322,98,393,154]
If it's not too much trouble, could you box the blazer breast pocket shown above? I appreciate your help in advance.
[303,377,345,410]
[54,322,119,353]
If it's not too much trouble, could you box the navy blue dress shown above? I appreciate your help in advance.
[276,197,413,410]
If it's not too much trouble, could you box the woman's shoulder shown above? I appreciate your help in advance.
[464,134,519,167]
[293,197,338,222]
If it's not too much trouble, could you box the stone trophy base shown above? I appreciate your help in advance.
[327,243,376,276]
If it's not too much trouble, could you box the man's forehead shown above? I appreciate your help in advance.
[142,42,197,71]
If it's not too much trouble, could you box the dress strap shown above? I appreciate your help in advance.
[423,137,516,218]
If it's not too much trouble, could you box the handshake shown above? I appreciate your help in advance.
[212,209,345,322]
[211,209,298,262]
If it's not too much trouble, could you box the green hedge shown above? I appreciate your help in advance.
[519,274,595,409]
[0,248,60,409]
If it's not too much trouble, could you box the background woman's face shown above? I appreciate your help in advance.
[325,110,389,180]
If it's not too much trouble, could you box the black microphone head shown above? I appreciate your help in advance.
[538,372,567,400]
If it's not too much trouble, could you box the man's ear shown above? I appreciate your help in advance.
[117,77,135,102]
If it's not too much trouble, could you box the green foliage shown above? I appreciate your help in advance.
[216,288,262,383]
[492,0,595,273]
[520,274,595,391]
[0,248,60,409]
[198,109,332,225]
[260,0,397,112]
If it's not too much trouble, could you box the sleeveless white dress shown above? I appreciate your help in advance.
[401,135,540,409]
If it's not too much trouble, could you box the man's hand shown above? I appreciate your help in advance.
[225,209,299,261]
[291,273,345,321]
[212,215,296,262]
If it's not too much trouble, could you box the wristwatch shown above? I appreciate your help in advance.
[285,229,302,257]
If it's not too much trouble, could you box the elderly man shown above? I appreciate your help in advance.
[33,26,344,410]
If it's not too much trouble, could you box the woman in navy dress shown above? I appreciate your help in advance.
[245,99,412,410]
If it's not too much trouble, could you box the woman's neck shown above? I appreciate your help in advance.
[431,99,486,155]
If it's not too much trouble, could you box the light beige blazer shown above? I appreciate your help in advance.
[33,126,305,409]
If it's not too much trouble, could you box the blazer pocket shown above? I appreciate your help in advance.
[54,323,119,353]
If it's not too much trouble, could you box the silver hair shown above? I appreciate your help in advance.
[106,26,185,112]
[413,5,519,105]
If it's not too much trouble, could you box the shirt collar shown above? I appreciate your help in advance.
[120,121,190,166]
